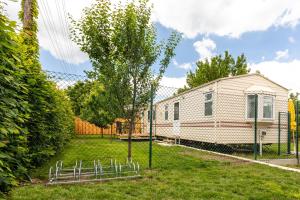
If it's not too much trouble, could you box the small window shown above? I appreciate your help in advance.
[147,110,150,122]
[263,96,273,119]
[147,109,155,121]
[165,105,168,120]
[174,102,179,120]
[204,92,213,116]
[247,95,256,119]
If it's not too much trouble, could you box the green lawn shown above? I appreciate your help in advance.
[8,136,300,200]
[232,142,296,160]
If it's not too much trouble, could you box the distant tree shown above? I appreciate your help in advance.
[290,93,299,101]
[178,51,249,93]
[70,0,180,158]
[67,80,117,129]
[66,81,93,116]
[80,81,116,128]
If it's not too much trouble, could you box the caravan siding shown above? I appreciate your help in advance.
[143,74,288,145]
[149,83,218,143]
[215,75,288,144]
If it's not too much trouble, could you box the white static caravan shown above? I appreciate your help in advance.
[143,73,289,145]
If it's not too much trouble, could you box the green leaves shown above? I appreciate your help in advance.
[70,0,180,120]
[0,2,74,194]
[0,142,6,148]
[181,51,249,93]
[0,9,29,193]
[71,0,180,158]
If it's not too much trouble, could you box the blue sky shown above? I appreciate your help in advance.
[40,22,300,88]
[5,0,300,91]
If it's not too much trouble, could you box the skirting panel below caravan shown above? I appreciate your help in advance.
[153,122,288,145]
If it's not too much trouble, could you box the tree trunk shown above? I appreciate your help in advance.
[23,0,33,30]
[128,81,137,159]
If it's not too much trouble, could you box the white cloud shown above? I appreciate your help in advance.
[152,0,300,38]
[56,80,77,89]
[173,59,192,70]
[249,59,300,93]
[4,0,92,65]
[5,0,300,68]
[173,59,178,66]
[178,63,192,70]
[288,36,296,43]
[275,49,289,60]
[193,38,216,60]
[160,76,187,88]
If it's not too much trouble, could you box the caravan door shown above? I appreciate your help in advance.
[173,102,180,137]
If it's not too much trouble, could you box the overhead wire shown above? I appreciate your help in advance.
[43,0,73,72]
[39,0,70,73]
[54,0,75,73]
[57,0,78,74]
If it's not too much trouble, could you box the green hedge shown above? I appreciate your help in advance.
[0,9,74,194]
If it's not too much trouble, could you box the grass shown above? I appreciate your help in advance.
[232,143,296,160]
[8,136,300,200]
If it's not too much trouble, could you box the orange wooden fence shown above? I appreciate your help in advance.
[75,117,144,135]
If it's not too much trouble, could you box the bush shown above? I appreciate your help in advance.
[25,72,74,166]
[0,7,74,193]
[0,10,29,193]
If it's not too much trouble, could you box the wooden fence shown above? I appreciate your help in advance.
[75,117,145,136]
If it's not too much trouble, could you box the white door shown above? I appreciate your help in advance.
[173,102,180,137]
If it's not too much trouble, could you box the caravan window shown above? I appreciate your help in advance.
[165,105,168,120]
[247,95,256,118]
[147,110,150,122]
[174,102,179,120]
[204,92,213,116]
[247,95,274,120]
[147,110,155,121]
[263,96,273,119]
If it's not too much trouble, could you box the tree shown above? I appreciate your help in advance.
[19,0,74,166]
[81,81,116,128]
[67,81,93,116]
[179,51,249,93]
[290,93,299,101]
[67,80,117,128]
[71,0,180,158]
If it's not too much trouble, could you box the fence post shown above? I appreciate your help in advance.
[278,112,281,155]
[254,94,258,160]
[288,112,291,154]
[296,101,299,164]
[149,84,154,168]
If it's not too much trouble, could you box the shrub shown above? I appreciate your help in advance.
[0,6,74,193]
[25,72,74,166]
[0,9,29,193]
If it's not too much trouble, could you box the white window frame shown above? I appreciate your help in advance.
[262,95,274,120]
[245,94,275,121]
[246,94,256,120]
[204,92,213,117]
[164,104,168,121]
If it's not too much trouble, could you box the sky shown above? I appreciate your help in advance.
[3,0,300,92]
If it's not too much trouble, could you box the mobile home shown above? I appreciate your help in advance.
[143,73,289,145]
